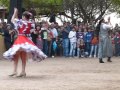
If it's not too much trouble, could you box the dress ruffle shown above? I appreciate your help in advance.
[3,35,47,60]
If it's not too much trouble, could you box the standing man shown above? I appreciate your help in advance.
[50,23,58,57]
[98,17,113,63]
[41,22,48,55]
[69,26,77,57]
[61,22,71,57]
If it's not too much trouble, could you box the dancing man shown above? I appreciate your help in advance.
[98,17,113,63]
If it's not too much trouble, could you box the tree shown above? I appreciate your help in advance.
[23,0,63,15]
[1,0,119,24]
[112,0,120,13]
[0,0,63,16]
[63,0,113,23]
[0,0,9,7]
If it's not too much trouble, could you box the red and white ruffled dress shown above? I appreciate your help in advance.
[3,19,47,60]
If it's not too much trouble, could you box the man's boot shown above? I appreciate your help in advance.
[107,57,112,62]
[99,58,104,63]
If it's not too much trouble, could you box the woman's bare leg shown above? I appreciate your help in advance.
[9,51,19,76]
[20,51,27,74]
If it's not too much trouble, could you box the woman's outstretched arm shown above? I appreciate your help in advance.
[11,8,18,23]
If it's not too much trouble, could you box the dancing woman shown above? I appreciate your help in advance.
[3,8,47,77]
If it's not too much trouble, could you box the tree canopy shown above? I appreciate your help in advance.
[23,0,63,15]
[1,0,120,23]
[0,0,9,7]
[0,0,63,15]
[63,0,114,23]
[112,0,120,13]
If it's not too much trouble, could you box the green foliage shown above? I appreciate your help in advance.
[0,0,10,7]
[30,0,62,5]
[112,0,120,13]
[112,0,120,5]
[23,0,63,15]
[0,0,9,7]
[0,0,9,13]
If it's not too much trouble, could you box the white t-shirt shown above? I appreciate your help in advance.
[51,28,58,38]
[68,31,77,42]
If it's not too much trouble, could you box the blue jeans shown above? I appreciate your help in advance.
[51,38,56,56]
[77,48,80,57]
[69,42,76,57]
[85,42,91,55]
[42,39,48,55]
[89,45,98,56]
[62,38,69,57]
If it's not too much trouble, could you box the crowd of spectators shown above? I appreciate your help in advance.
[0,20,120,59]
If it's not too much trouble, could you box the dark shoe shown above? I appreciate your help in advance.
[99,58,104,63]
[107,57,112,62]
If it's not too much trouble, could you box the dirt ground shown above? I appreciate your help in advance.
[0,57,120,90]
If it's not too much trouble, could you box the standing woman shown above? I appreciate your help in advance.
[98,18,113,63]
[2,24,14,51]
[3,8,47,77]
[36,25,43,50]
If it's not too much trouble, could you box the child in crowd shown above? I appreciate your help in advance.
[68,27,77,57]
[76,26,84,57]
[89,34,99,58]
[84,28,93,56]
[79,39,85,57]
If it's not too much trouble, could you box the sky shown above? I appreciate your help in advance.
[104,12,120,27]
